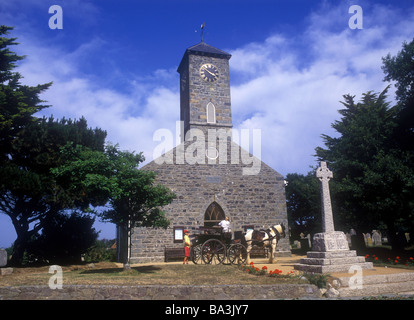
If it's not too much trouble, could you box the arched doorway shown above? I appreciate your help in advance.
[204,201,225,227]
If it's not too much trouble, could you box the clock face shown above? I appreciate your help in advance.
[199,64,219,82]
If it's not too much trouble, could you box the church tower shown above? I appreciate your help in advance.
[177,41,233,138]
[125,40,291,264]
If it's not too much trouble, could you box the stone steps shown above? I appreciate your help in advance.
[295,262,374,274]
[294,250,374,273]
[336,271,414,297]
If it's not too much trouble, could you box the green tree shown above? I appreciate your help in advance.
[382,38,414,111]
[285,171,321,239]
[315,88,414,249]
[0,26,51,164]
[382,38,414,242]
[1,116,107,265]
[53,144,176,268]
[26,212,99,264]
[382,39,414,159]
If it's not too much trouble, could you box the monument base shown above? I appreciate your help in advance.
[294,232,374,274]
[312,231,349,252]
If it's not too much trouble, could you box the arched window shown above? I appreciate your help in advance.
[206,102,216,124]
[204,202,225,227]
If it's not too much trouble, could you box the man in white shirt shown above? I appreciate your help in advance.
[219,217,231,233]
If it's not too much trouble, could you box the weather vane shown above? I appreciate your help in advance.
[200,22,205,42]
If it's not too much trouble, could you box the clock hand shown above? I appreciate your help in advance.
[203,67,216,76]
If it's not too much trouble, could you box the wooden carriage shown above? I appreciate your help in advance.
[190,226,248,265]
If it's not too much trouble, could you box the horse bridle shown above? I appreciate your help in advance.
[270,225,284,241]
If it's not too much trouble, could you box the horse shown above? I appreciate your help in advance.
[243,223,286,264]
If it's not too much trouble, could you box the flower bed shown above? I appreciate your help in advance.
[365,254,414,267]
[240,262,295,278]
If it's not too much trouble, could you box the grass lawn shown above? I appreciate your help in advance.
[0,261,308,287]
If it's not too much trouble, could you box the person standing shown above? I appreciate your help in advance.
[219,217,231,232]
[183,230,191,264]
[219,217,231,243]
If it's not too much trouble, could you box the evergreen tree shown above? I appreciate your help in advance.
[315,88,414,249]
[1,116,107,265]
[285,171,321,239]
[382,38,414,243]
[0,26,108,264]
[0,26,51,164]
[26,212,99,265]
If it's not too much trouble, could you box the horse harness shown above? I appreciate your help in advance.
[250,226,282,244]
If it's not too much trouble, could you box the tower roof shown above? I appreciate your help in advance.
[177,41,231,73]
[186,41,232,58]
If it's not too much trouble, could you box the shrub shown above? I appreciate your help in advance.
[83,239,117,262]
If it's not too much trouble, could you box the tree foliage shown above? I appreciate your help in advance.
[382,39,414,108]
[0,26,52,165]
[52,144,176,266]
[26,212,99,265]
[285,171,321,238]
[315,87,414,249]
[0,26,109,264]
[382,38,414,152]
[1,116,107,265]
[0,26,176,265]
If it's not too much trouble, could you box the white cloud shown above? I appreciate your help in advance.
[12,32,180,165]
[229,3,414,176]
[8,1,414,179]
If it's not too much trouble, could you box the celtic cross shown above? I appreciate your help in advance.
[316,161,335,233]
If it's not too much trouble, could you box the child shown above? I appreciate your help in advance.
[183,230,191,264]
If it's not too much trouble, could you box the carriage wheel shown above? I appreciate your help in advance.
[201,239,226,265]
[227,243,247,265]
[191,244,202,264]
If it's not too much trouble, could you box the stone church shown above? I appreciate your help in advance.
[123,41,291,263]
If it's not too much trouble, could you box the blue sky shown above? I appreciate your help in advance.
[1,0,414,248]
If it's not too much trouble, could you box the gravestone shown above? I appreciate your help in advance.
[372,230,382,246]
[0,249,7,267]
[307,233,312,248]
[364,233,373,246]
[294,162,373,273]
[345,232,352,245]
[299,238,310,252]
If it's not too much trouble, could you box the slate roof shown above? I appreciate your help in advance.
[177,41,231,72]
[186,41,232,59]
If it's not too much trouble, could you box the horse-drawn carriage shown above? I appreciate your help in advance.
[190,223,286,265]
[191,226,247,265]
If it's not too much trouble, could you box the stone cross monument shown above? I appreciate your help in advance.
[294,161,373,273]
[316,161,334,233]
[312,161,349,253]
